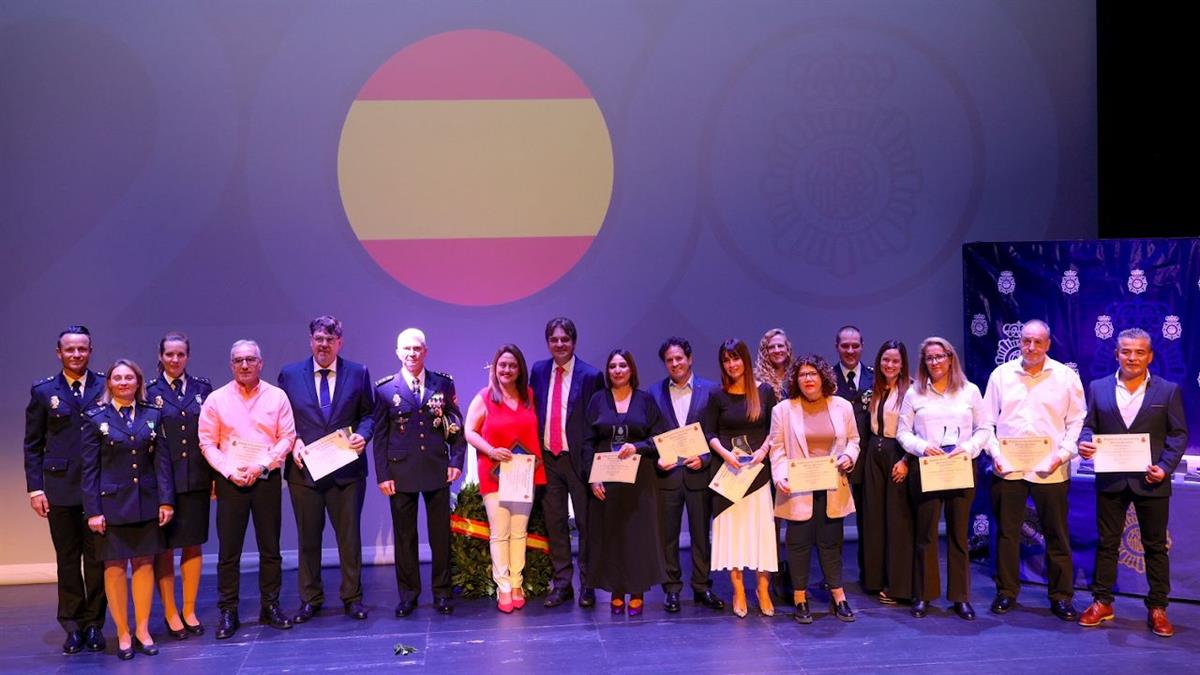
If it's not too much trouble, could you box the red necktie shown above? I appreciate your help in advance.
[549,366,565,455]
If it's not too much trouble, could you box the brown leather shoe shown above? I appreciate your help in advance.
[1147,608,1174,638]
[1078,601,1114,627]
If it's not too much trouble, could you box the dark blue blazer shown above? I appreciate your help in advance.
[531,356,604,480]
[81,403,174,525]
[23,370,106,506]
[146,373,213,493]
[1080,374,1188,497]
[373,369,466,493]
[835,363,874,484]
[650,375,718,490]
[278,357,376,487]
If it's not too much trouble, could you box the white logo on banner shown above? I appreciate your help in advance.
[1162,315,1182,341]
[1095,315,1115,340]
[1060,269,1080,295]
[994,322,1023,365]
[1127,269,1148,294]
[970,314,988,337]
[997,271,1016,295]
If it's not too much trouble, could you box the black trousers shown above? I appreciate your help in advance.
[47,504,106,632]
[991,477,1073,601]
[215,472,283,612]
[657,485,713,593]
[1092,487,1170,608]
[911,461,974,602]
[785,492,845,590]
[861,438,914,599]
[289,478,365,606]
[542,451,590,590]
[389,485,451,602]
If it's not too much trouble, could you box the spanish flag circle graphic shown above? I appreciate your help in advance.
[338,29,614,306]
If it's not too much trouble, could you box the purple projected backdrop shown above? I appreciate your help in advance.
[1,1,1096,568]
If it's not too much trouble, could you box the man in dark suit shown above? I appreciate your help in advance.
[279,316,376,623]
[374,328,465,617]
[649,337,725,613]
[833,325,873,583]
[23,325,107,654]
[530,317,604,608]
[1077,328,1187,638]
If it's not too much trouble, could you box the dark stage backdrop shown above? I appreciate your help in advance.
[963,239,1200,600]
[1,1,1095,577]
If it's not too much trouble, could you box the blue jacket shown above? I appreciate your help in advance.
[81,403,174,525]
[23,370,106,506]
[530,357,604,480]
[146,373,213,493]
[649,375,719,490]
[278,357,376,487]
[373,369,465,493]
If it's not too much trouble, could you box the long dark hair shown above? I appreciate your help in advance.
[604,349,639,389]
[487,343,531,408]
[719,339,761,422]
[869,340,909,414]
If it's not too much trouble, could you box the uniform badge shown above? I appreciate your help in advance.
[99,422,110,436]
[393,393,402,407]
[147,420,156,440]
[50,395,60,410]
[154,395,164,408]
[195,393,203,405]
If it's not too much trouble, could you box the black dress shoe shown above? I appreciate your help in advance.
[84,625,106,652]
[911,600,929,618]
[694,590,726,611]
[183,619,205,635]
[164,618,188,640]
[793,601,813,624]
[831,599,856,622]
[953,602,976,620]
[664,591,681,613]
[134,639,159,656]
[1050,599,1078,622]
[394,600,417,618]
[543,586,574,608]
[345,601,368,620]
[293,602,321,624]
[579,587,596,608]
[117,644,134,661]
[215,610,240,640]
[62,630,84,654]
[260,604,294,630]
[434,597,453,615]
[990,594,1014,615]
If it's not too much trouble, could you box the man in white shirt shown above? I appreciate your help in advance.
[983,320,1085,621]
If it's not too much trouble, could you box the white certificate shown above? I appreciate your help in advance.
[788,456,839,493]
[918,453,974,492]
[228,438,270,469]
[652,423,711,465]
[997,436,1054,473]
[498,454,536,503]
[588,452,641,484]
[708,462,765,504]
[1093,433,1152,473]
[300,428,358,481]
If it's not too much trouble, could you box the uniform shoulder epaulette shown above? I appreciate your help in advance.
[85,406,106,418]
[375,374,396,387]
[33,375,56,388]
[192,375,210,384]
[147,378,159,387]
[96,372,106,378]
[429,369,453,381]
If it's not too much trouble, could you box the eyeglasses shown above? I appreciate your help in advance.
[232,357,261,365]
[924,354,949,364]
[796,371,821,380]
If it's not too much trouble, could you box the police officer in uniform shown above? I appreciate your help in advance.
[23,325,108,654]
[374,328,465,617]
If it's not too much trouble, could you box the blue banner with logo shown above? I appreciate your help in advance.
[962,238,1200,601]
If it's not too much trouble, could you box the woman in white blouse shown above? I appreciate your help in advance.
[897,337,990,621]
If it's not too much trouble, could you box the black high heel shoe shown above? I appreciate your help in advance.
[610,597,626,615]
[183,618,205,635]
[793,601,813,624]
[116,642,134,661]
[164,618,188,640]
[831,599,856,622]
[135,638,159,656]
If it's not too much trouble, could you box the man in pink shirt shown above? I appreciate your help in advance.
[199,340,297,639]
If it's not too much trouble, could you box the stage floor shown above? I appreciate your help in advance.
[2,544,1196,674]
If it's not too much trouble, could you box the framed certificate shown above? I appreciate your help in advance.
[997,436,1054,473]
[1093,433,1152,473]
[787,456,839,492]
[652,422,710,465]
[918,453,974,492]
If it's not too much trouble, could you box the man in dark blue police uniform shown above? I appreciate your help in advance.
[23,325,108,654]
[374,328,465,617]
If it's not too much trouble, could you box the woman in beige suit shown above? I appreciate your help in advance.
[768,354,859,624]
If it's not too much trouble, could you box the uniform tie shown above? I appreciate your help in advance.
[71,380,83,399]
[171,377,184,399]
[119,405,133,429]
[846,370,857,394]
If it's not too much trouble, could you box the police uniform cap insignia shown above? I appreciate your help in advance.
[376,374,396,387]
[50,395,60,409]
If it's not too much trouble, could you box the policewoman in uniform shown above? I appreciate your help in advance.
[374,328,466,617]
[82,359,175,659]
[146,332,213,638]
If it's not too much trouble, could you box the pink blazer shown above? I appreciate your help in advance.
[768,395,860,522]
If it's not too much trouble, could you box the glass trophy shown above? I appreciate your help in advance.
[731,435,753,464]
[610,424,629,454]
